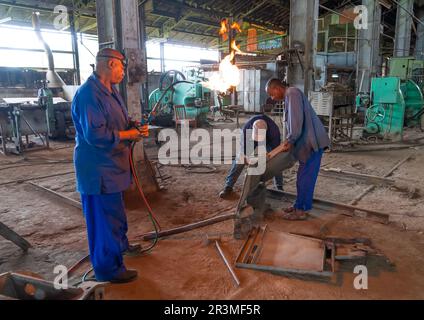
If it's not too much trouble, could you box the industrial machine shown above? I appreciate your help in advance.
[356,57,424,141]
[0,100,50,155]
[147,69,212,127]
[37,80,74,139]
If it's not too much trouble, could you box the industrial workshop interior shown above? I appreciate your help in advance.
[1,0,424,306]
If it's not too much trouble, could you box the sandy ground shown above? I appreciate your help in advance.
[1,116,424,299]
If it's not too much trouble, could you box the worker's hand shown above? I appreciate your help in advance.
[119,128,143,142]
[280,140,292,152]
[137,124,149,137]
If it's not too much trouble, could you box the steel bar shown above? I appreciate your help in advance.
[0,221,32,252]
[349,155,411,205]
[27,182,82,209]
[140,212,236,241]
[215,241,240,287]
[320,168,396,185]
[235,262,333,278]
[267,189,390,224]
[0,171,74,187]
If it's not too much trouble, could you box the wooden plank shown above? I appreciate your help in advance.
[0,222,32,252]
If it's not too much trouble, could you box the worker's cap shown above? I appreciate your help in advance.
[252,120,267,142]
[96,48,127,68]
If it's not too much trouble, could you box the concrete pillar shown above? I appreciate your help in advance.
[394,0,414,57]
[288,0,319,95]
[415,7,424,60]
[96,0,159,193]
[356,0,381,93]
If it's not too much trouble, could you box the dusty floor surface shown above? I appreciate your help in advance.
[1,115,424,299]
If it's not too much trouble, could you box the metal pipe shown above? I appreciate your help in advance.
[32,12,54,71]
[215,241,241,287]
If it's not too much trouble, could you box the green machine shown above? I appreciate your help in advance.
[362,57,424,140]
[147,69,212,127]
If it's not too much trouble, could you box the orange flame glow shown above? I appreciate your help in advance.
[202,52,239,93]
[219,19,228,41]
[231,22,242,33]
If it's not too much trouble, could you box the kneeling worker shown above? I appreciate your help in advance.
[72,48,148,283]
[219,113,283,199]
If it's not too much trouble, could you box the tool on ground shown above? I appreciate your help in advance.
[214,241,240,287]
[202,234,221,247]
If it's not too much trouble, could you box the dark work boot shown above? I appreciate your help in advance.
[219,186,233,199]
[110,269,138,284]
[123,244,142,257]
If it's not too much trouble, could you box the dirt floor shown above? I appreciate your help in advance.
[1,115,424,299]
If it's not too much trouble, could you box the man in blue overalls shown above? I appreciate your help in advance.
[219,113,283,199]
[265,79,330,220]
[72,48,148,283]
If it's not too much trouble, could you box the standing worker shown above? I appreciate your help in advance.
[72,48,148,283]
[265,78,330,220]
[219,112,284,199]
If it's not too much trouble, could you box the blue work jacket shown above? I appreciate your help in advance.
[72,73,131,195]
[284,87,330,162]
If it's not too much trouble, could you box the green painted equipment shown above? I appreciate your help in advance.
[147,70,212,127]
[362,57,424,140]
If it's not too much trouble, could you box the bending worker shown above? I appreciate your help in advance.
[219,112,283,199]
[72,48,148,283]
[265,78,330,220]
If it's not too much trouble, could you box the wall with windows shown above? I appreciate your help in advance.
[146,41,219,73]
[0,24,97,83]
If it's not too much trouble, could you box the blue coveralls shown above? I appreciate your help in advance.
[284,87,330,211]
[225,114,283,190]
[71,73,132,281]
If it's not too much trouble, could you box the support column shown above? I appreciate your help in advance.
[415,6,424,60]
[356,0,381,93]
[96,0,159,194]
[394,0,414,57]
[288,0,319,95]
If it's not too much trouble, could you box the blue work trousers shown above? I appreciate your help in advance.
[81,192,130,281]
[294,149,323,211]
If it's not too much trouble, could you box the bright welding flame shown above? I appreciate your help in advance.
[219,19,228,41]
[202,52,239,93]
[231,22,242,33]
[219,19,228,35]
[231,40,245,55]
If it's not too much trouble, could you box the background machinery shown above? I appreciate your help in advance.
[147,69,213,127]
[359,57,424,141]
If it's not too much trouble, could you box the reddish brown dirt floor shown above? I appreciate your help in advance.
[1,117,424,299]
